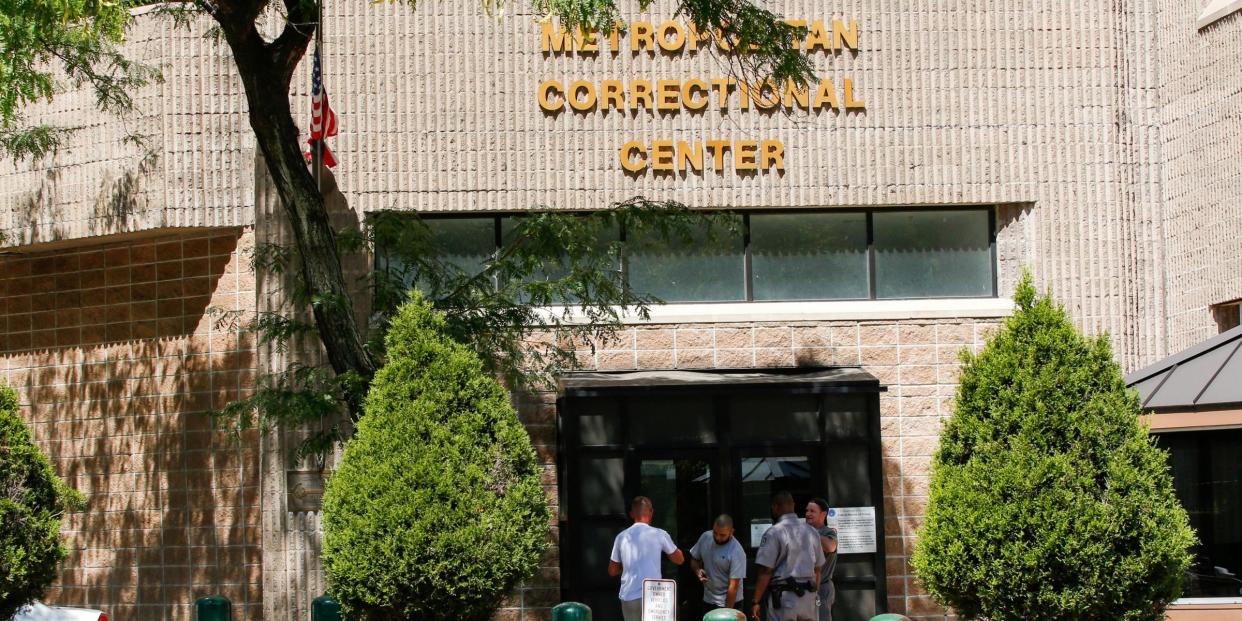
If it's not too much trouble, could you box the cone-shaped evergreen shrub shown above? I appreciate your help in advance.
[322,295,549,621]
[911,276,1194,621]
[0,381,84,620]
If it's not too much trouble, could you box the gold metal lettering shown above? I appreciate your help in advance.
[833,19,859,50]
[805,20,831,52]
[843,79,864,108]
[760,140,785,171]
[682,79,709,111]
[656,80,680,111]
[620,141,647,172]
[812,79,839,110]
[541,22,573,53]
[734,140,759,171]
[783,80,809,109]
[538,80,564,111]
[705,140,730,172]
[657,20,686,51]
[677,140,703,172]
[651,140,676,171]
[629,80,653,110]
[568,80,597,111]
[600,80,625,110]
[710,78,733,110]
[631,21,655,52]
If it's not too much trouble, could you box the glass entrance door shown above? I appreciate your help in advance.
[638,456,714,619]
[733,451,818,620]
[559,386,885,621]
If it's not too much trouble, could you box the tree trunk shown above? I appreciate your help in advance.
[222,24,377,416]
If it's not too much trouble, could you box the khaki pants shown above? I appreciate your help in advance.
[621,598,642,621]
[767,591,817,621]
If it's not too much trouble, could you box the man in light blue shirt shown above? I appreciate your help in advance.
[689,514,748,619]
[609,496,685,621]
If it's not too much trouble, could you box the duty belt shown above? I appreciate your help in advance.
[768,577,816,608]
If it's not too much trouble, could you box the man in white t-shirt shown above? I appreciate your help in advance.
[608,496,685,621]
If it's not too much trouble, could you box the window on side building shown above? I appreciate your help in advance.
[1156,428,1242,599]
[1213,300,1241,333]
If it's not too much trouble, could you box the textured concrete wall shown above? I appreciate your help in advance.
[0,11,254,247]
[0,228,262,620]
[1153,6,1242,352]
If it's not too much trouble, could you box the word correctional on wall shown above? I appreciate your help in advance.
[536,17,866,175]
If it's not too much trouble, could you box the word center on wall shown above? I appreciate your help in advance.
[536,17,866,176]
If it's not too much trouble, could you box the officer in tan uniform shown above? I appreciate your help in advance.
[750,491,825,621]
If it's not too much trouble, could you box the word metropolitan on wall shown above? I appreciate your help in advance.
[536,18,865,175]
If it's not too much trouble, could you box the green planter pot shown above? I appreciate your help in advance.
[703,608,745,621]
[552,601,592,621]
[868,615,911,621]
[312,594,342,621]
[194,595,231,621]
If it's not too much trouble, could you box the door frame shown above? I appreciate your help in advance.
[557,370,888,620]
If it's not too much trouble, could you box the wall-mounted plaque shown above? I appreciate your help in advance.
[287,470,325,512]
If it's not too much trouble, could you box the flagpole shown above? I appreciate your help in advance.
[315,0,324,196]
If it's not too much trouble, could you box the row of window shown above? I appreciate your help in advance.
[385,208,996,302]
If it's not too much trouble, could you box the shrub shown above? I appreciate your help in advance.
[911,276,1195,621]
[0,381,84,620]
[322,295,549,621]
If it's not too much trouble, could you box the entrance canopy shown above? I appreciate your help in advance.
[560,367,884,396]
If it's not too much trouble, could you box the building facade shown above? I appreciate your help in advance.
[1,0,1240,619]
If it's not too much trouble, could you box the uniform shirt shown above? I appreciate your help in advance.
[755,513,825,581]
[689,531,748,606]
[812,523,838,586]
[610,522,678,601]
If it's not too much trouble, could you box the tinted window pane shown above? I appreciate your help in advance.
[581,522,628,586]
[580,457,625,516]
[824,395,872,440]
[1157,429,1242,598]
[833,556,876,578]
[827,445,872,506]
[627,397,717,444]
[874,210,992,298]
[626,223,745,302]
[500,216,621,303]
[579,413,623,447]
[750,213,869,300]
[832,588,877,621]
[426,218,495,276]
[730,395,821,442]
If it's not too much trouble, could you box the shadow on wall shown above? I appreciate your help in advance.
[0,228,263,620]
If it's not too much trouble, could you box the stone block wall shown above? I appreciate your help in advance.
[1153,3,1242,353]
[498,315,1002,621]
[0,228,262,620]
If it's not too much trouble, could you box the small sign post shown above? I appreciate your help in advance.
[642,578,677,621]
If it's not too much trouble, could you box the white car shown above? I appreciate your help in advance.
[11,602,107,621]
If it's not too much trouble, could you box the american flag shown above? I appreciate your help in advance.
[306,45,338,168]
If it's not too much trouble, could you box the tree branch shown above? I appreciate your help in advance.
[269,0,317,82]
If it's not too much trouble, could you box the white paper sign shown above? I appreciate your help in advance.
[749,520,772,547]
[642,578,677,621]
[826,506,877,554]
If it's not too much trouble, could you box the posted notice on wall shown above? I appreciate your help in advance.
[643,579,677,621]
[826,507,877,554]
[749,519,773,547]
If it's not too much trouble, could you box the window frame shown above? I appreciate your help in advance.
[383,206,999,303]
[1151,421,1242,605]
